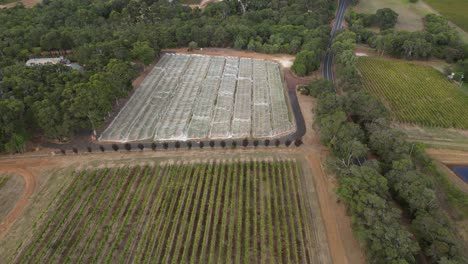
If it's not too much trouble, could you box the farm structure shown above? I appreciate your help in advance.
[357,56,468,129]
[99,53,295,142]
[11,159,328,263]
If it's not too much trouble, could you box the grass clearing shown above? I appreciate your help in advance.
[352,0,468,41]
[10,158,326,263]
[353,0,434,31]
[395,124,468,151]
[425,0,468,32]
[358,56,468,129]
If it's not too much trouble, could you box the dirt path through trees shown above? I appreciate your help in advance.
[307,153,366,264]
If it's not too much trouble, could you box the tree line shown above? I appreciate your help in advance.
[346,4,467,63]
[0,0,334,152]
[302,30,468,263]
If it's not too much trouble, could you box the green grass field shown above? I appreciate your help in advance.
[425,0,468,32]
[12,159,320,263]
[358,57,468,129]
[353,0,468,42]
[353,0,433,31]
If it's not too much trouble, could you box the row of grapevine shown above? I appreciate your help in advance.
[14,159,320,263]
[358,57,468,129]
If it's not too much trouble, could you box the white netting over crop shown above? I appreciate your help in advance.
[99,54,294,142]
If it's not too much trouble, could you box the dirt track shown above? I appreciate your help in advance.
[0,0,40,8]
[0,164,38,238]
[163,48,296,68]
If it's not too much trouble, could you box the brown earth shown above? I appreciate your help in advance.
[426,148,468,165]
[163,48,297,68]
[0,164,36,238]
[0,0,40,9]
[0,175,24,222]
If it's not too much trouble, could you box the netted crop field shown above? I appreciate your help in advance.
[358,57,468,129]
[12,159,326,263]
[99,54,295,142]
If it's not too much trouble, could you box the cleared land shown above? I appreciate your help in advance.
[358,56,468,129]
[425,0,468,32]
[353,0,468,41]
[0,0,40,8]
[0,175,24,221]
[100,54,294,142]
[353,0,434,31]
[395,124,468,152]
[12,159,328,263]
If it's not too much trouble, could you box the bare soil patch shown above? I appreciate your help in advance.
[0,0,40,9]
[0,175,23,221]
[426,148,468,165]
[163,48,296,69]
[0,168,35,239]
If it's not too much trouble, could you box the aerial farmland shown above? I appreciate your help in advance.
[99,54,295,143]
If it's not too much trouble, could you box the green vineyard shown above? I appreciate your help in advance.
[13,159,319,263]
[357,57,468,129]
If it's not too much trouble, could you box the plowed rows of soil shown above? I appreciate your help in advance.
[13,159,321,263]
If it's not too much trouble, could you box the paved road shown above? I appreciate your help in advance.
[323,0,349,81]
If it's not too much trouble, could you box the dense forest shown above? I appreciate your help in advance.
[0,0,334,152]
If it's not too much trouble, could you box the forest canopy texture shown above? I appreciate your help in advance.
[0,0,333,152]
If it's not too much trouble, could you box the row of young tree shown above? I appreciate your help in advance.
[0,0,334,152]
[346,6,467,62]
[303,30,467,263]
[59,137,304,154]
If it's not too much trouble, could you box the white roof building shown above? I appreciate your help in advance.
[26,57,67,66]
[25,56,82,71]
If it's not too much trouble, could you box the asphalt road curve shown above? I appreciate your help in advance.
[323,0,349,81]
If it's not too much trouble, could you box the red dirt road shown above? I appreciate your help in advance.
[0,168,35,239]
[0,0,40,9]
[0,159,53,239]
[307,153,366,264]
